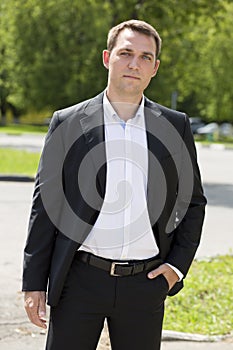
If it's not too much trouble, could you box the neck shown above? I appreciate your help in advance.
[106,88,142,121]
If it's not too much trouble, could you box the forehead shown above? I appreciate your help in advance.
[114,28,156,54]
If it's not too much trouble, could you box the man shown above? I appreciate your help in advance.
[23,20,206,350]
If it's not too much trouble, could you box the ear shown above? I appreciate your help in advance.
[103,50,110,69]
[151,59,160,77]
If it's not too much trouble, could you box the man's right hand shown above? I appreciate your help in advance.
[24,291,47,329]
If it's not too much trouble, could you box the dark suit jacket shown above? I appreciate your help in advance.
[22,92,206,306]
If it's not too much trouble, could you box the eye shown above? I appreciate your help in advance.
[120,51,131,56]
[142,55,151,61]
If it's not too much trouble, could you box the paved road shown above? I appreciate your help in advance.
[195,144,233,259]
[0,133,44,152]
[0,136,233,349]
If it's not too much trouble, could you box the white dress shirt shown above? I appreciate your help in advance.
[80,92,183,279]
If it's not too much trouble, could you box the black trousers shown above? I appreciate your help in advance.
[46,256,169,350]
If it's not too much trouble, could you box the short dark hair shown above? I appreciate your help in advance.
[107,19,162,58]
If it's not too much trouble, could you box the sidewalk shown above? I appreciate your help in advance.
[0,133,44,152]
[0,138,233,349]
[0,318,232,350]
[1,180,233,349]
[1,323,232,350]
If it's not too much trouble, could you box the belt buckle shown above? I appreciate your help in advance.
[110,261,128,276]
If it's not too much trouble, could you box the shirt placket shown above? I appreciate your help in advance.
[120,121,132,259]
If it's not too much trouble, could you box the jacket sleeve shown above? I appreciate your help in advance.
[22,112,63,291]
[165,114,207,277]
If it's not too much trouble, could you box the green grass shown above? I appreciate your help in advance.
[164,255,233,335]
[0,124,48,135]
[0,148,40,176]
[196,140,233,148]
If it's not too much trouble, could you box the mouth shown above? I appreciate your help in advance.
[123,75,140,80]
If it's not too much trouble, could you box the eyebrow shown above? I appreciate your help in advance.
[119,48,155,58]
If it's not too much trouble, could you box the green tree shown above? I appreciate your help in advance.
[1,0,233,123]
[0,0,17,124]
[151,0,233,122]
[3,0,109,112]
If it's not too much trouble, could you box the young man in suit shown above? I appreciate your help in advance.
[23,20,206,350]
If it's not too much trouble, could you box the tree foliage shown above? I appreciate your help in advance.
[1,0,233,123]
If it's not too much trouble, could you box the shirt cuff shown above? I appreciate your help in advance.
[165,263,183,281]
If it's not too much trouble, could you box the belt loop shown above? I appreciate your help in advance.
[86,253,91,264]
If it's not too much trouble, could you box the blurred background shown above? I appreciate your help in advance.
[0,0,233,144]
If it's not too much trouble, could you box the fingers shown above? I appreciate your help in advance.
[147,264,179,290]
[38,293,46,320]
[147,265,164,279]
[24,291,47,329]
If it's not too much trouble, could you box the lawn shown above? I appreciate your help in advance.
[0,148,40,177]
[164,255,233,335]
[0,124,48,135]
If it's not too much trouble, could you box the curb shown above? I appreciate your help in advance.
[162,330,232,342]
[0,175,35,182]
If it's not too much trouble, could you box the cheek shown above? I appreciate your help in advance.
[145,67,157,80]
[109,61,123,75]
[142,69,152,79]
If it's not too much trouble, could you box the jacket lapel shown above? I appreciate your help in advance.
[79,93,107,198]
[144,98,168,226]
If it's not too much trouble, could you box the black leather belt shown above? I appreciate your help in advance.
[76,251,163,277]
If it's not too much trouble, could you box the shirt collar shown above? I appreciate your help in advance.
[103,90,145,125]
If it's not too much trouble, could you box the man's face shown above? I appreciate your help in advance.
[103,28,160,99]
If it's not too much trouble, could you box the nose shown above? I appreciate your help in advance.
[128,56,139,70]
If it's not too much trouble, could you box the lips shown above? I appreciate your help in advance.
[123,75,140,80]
